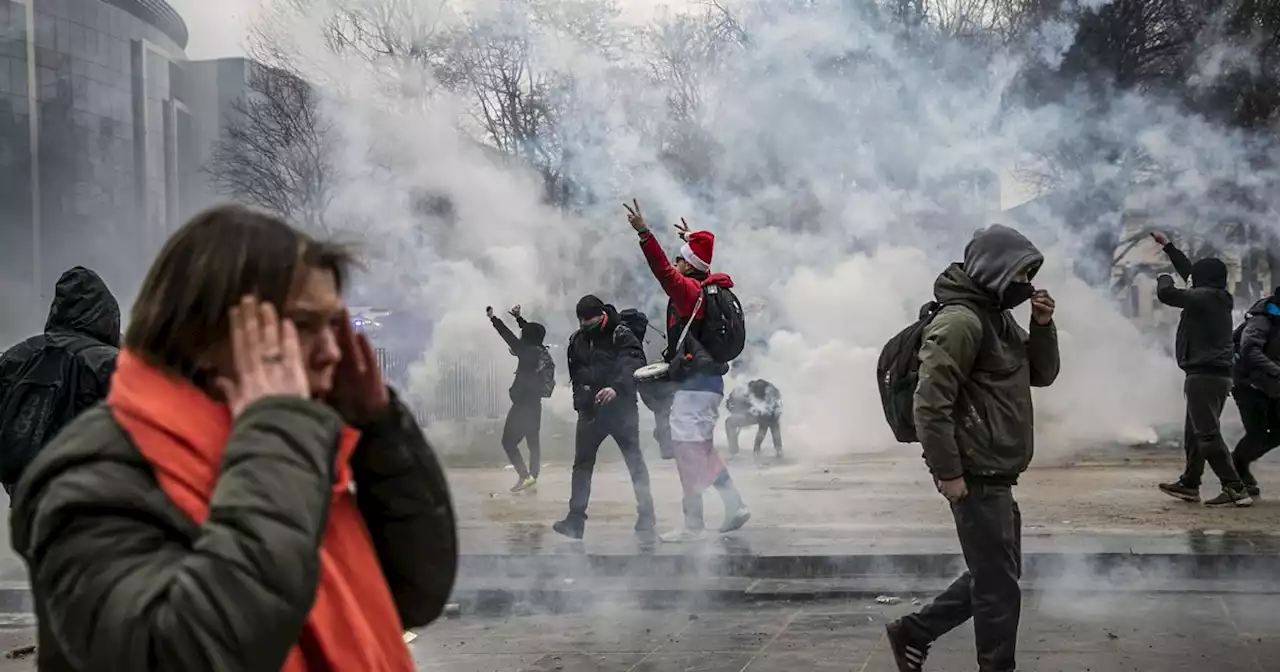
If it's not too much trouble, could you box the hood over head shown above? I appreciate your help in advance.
[576,294,606,320]
[1190,257,1228,289]
[949,225,1043,303]
[521,321,546,346]
[45,266,121,347]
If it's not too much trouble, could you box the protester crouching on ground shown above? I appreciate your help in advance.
[1231,286,1280,498]
[552,295,656,539]
[626,199,750,543]
[886,224,1060,672]
[10,204,458,671]
[488,304,551,493]
[1149,231,1252,507]
[724,379,783,460]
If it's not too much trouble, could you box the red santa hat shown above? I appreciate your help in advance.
[680,230,715,272]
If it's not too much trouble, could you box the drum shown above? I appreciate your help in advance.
[634,361,671,382]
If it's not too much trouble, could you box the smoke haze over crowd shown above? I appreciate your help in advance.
[29,0,1280,460]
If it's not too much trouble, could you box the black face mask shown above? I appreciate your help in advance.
[1002,282,1035,310]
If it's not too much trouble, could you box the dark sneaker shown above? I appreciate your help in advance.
[885,619,930,672]
[552,518,584,539]
[1245,484,1261,499]
[1205,487,1254,508]
[1159,480,1200,502]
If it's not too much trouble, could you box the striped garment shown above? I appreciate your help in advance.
[670,373,726,495]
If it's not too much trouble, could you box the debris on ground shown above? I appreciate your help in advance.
[402,631,419,644]
[443,603,462,618]
[875,595,902,605]
[6,645,35,660]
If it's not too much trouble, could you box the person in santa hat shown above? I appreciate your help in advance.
[625,199,751,543]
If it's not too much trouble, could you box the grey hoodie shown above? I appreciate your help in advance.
[912,226,1061,483]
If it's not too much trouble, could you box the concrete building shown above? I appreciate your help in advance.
[0,0,255,337]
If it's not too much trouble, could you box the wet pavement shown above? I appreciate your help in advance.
[410,593,1278,671]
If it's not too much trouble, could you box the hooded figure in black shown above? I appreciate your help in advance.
[1150,232,1251,507]
[1229,289,1280,497]
[552,295,655,539]
[488,305,550,492]
[0,267,121,493]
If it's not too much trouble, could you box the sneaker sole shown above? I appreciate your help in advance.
[1205,496,1254,508]
[885,622,923,672]
[1159,486,1201,503]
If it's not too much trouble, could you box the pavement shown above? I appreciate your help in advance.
[0,591,1275,671]
[414,591,1279,671]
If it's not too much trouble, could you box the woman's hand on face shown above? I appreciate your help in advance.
[329,310,390,425]
[216,296,311,417]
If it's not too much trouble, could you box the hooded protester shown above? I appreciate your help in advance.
[0,266,121,495]
[625,200,751,543]
[724,379,783,458]
[488,304,551,492]
[552,295,656,539]
[1149,231,1251,507]
[1230,288,1280,498]
[10,205,457,672]
[886,224,1059,672]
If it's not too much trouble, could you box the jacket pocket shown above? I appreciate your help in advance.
[954,395,992,467]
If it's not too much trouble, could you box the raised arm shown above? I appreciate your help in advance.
[1161,243,1194,282]
[14,400,341,672]
[1027,320,1060,387]
[913,307,983,482]
[1156,274,1188,308]
[352,389,457,628]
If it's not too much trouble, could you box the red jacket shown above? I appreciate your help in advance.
[639,232,734,328]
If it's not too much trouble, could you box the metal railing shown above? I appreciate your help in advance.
[375,348,504,424]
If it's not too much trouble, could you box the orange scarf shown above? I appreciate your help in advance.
[107,350,414,672]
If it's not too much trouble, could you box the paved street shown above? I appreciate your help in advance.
[411,592,1276,671]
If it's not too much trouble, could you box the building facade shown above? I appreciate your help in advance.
[0,0,212,332]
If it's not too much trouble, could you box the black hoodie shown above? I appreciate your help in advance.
[1155,244,1234,375]
[0,268,121,482]
[490,314,549,403]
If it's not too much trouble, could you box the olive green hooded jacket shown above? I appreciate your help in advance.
[913,225,1061,483]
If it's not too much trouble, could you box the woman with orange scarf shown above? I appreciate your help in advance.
[10,205,457,671]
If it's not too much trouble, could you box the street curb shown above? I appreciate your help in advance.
[458,551,1280,582]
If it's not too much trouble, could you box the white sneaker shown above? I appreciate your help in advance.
[659,528,707,543]
[720,507,751,533]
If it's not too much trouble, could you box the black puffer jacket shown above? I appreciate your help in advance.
[9,391,457,671]
[566,305,645,412]
[1234,295,1280,397]
[1156,243,1234,375]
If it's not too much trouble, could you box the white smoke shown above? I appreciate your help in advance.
[241,0,1270,460]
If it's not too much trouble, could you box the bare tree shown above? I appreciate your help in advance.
[207,64,336,233]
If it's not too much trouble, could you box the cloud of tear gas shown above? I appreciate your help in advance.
[252,0,1274,459]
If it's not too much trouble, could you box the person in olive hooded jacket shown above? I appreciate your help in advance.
[886,224,1059,672]
[1149,231,1251,507]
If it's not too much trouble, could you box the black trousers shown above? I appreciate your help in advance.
[567,405,655,522]
[640,381,675,459]
[501,399,542,480]
[904,483,1022,672]
[726,413,782,455]
[1232,385,1280,485]
[1181,374,1242,489]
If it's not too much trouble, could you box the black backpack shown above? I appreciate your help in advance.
[618,309,650,343]
[877,300,988,443]
[699,285,746,363]
[536,348,556,398]
[0,340,93,488]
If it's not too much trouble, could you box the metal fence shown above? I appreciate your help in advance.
[375,348,504,423]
